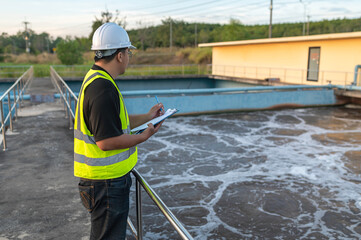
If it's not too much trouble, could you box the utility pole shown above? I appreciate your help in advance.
[47,37,50,53]
[23,21,30,53]
[169,19,172,52]
[269,0,273,38]
[195,23,197,47]
[299,0,306,36]
[307,15,310,35]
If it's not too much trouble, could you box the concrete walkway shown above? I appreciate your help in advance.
[0,78,90,239]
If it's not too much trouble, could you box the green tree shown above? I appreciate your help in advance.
[76,37,91,52]
[56,38,83,65]
[89,9,127,40]
[0,47,4,62]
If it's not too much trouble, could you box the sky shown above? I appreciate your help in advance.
[1,0,361,38]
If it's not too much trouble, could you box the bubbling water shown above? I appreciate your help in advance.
[129,107,361,240]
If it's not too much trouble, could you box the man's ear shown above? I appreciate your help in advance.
[116,51,123,63]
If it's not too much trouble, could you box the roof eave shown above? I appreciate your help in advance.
[198,31,361,48]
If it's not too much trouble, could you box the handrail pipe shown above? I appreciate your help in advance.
[353,65,361,85]
[0,66,33,151]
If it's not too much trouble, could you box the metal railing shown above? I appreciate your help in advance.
[213,64,356,86]
[52,64,212,78]
[50,66,77,129]
[50,67,193,240]
[0,66,33,151]
[0,65,32,79]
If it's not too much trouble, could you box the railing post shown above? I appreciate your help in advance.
[136,179,143,240]
[344,72,348,86]
[17,84,20,107]
[63,86,68,118]
[7,92,13,131]
[20,78,24,103]
[0,100,7,151]
[68,93,73,129]
[13,88,17,119]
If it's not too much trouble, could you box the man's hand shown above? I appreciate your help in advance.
[141,122,163,139]
[96,121,164,151]
[148,103,164,120]
[129,103,164,131]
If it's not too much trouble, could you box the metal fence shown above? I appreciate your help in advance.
[0,66,33,151]
[0,65,32,79]
[52,64,212,78]
[213,64,357,86]
[50,66,77,128]
[50,66,193,240]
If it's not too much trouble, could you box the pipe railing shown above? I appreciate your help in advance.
[0,65,32,79]
[50,67,193,240]
[51,64,212,78]
[50,66,78,129]
[132,168,194,240]
[0,66,33,151]
[212,64,356,86]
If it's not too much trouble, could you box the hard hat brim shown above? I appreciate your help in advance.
[91,44,137,51]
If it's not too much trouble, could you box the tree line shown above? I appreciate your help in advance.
[1,12,361,64]
[128,17,361,50]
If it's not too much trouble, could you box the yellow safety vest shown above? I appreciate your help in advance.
[74,69,137,179]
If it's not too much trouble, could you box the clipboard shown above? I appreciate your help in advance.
[130,108,179,134]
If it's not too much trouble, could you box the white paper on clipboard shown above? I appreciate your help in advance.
[130,108,179,134]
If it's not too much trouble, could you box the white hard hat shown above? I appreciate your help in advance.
[91,22,136,56]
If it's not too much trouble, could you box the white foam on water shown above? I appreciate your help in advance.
[138,108,361,239]
[289,166,317,180]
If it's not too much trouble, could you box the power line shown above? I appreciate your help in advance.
[123,0,312,27]
[124,0,268,27]
[127,0,222,18]
[130,0,195,11]
[45,22,91,32]
[175,0,268,21]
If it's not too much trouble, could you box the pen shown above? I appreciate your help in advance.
[155,95,164,113]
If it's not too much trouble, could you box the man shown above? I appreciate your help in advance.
[74,22,163,239]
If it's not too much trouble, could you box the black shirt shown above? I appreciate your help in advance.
[83,65,123,142]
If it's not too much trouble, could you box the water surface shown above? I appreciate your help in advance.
[129,107,361,239]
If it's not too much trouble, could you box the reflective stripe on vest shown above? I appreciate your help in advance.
[74,146,136,166]
[74,69,137,179]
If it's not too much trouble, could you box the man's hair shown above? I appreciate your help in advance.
[94,48,127,63]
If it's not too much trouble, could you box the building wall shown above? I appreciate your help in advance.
[212,38,361,85]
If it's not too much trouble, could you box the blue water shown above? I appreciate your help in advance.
[0,83,18,126]
[0,83,13,95]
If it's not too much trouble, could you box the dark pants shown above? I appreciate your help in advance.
[78,173,132,240]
